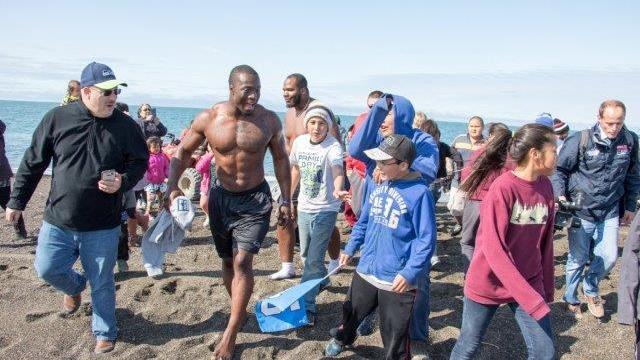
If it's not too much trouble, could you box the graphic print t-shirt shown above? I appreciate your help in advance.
[290,134,343,213]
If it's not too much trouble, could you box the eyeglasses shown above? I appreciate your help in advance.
[93,87,121,96]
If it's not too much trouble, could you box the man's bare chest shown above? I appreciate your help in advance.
[209,119,271,154]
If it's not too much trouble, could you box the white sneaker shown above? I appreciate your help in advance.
[269,267,295,280]
[430,256,441,267]
[145,265,163,278]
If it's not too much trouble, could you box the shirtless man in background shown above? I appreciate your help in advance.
[269,73,343,280]
[166,65,292,360]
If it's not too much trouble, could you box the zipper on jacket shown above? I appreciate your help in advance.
[87,115,96,154]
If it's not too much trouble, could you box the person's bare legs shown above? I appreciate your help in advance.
[270,219,296,280]
[199,193,209,226]
[214,250,254,360]
[276,224,294,262]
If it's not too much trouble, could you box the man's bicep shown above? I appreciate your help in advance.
[269,114,287,158]
[180,111,209,153]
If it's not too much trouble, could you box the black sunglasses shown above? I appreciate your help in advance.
[93,87,121,96]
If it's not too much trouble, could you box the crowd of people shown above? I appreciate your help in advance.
[2,61,639,359]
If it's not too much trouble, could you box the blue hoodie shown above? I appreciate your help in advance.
[344,175,436,285]
[347,94,439,204]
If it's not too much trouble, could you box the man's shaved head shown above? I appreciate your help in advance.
[286,73,308,90]
[229,65,259,86]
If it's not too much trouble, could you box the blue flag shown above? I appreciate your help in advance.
[255,266,341,332]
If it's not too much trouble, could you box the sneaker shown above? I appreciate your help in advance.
[94,340,115,354]
[430,256,441,267]
[324,338,344,357]
[585,295,604,318]
[451,224,462,236]
[61,293,82,315]
[357,313,377,336]
[567,303,583,319]
[116,260,129,273]
[269,267,295,280]
[145,265,163,278]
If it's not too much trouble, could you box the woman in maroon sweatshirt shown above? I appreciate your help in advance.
[450,124,557,360]
[459,123,514,273]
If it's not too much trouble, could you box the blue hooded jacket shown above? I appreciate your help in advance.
[347,94,439,204]
[344,175,436,285]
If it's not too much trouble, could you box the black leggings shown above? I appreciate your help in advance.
[0,185,26,235]
[334,272,416,360]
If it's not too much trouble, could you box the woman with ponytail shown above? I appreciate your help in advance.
[450,124,558,360]
[458,123,514,273]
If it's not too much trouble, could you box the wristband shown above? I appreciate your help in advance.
[280,199,291,206]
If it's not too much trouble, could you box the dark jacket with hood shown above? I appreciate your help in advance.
[0,120,13,181]
[347,94,439,204]
[552,124,639,222]
[8,101,149,231]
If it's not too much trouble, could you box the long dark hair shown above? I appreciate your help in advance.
[461,123,555,194]
[460,126,512,195]
[509,124,556,165]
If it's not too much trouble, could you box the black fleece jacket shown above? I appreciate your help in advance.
[8,101,149,231]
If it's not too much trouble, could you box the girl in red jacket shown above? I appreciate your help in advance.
[450,124,557,360]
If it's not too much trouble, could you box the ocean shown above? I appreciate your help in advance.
[0,99,471,175]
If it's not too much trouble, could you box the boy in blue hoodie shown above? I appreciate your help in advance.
[347,94,439,341]
[325,134,436,359]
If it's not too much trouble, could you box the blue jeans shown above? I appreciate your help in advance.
[34,221,120,340]
[298,210,338,313]
[564,216,619,304]
[450,297,554,360]
[410,275,431,341]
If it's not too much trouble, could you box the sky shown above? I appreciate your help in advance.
[1,0,639,126]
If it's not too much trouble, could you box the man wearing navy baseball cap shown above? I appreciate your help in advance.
[6,62,148,353]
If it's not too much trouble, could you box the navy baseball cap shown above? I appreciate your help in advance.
[80,62,128,89]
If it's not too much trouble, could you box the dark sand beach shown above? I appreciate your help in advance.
[0,176,633,359]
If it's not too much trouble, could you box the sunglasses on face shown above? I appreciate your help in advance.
[93,87,121,96]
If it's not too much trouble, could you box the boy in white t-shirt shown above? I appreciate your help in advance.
[290,106,346,323]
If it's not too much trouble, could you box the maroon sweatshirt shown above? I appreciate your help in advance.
[464,171,556,321]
